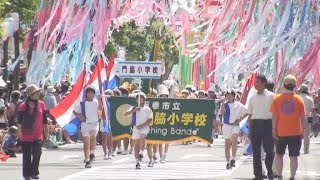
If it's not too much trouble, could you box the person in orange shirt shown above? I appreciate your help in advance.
[270,75,305,180]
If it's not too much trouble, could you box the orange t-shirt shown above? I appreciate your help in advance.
[270,93,305,137]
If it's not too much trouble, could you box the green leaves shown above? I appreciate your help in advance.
[105,20,178,78]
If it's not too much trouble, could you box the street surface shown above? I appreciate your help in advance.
[1,137,320,180]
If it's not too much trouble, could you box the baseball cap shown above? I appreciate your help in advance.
[283,74,297,86]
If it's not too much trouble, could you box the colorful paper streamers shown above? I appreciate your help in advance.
[22,0,320,89]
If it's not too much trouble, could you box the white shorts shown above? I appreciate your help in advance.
[131,126,149,140]
[222,124,240,139]
[81,122,99,137]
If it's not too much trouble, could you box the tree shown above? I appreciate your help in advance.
[0,0,38,39]
[105,20,179,79]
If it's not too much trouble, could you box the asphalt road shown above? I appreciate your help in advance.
[1,137,320,180]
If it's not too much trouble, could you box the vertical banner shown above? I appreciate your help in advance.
[110,97,215,144]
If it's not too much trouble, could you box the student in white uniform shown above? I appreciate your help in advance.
[73,85,102,168]
[124,92,153,169]
[220,90,248,170]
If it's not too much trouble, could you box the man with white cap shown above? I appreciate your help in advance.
[298,84,316,154]
[124,92,153,169]
[73,85,102,168]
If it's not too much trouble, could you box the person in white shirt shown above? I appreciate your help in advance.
[298,84,316,154]
[73,85,102,168]
[124,92,153,169]
[220,90,248,170]
[248,75,274,180]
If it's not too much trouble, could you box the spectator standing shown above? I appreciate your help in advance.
[298,84,316,154]
[7,91,23,127]
[17,84,49,180]
[270,75,305,180]
[43,86,57,111]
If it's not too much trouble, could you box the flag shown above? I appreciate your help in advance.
[50,69,86,135]
[50,56,111,135]
[239,73,257,135]
[104,54,118,90]
[142,40,160,94]
[239,73,257,155]
[97,56,113,133]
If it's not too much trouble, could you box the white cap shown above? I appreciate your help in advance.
[128,93,135,98]
[104,89,114,96]
[185,84,193,89]
[158,84,169,96]
[181,89,189,94]
[136,92,147,99]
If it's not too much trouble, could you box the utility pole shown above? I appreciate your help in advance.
[13,25,20,90]
[2,39,8,83]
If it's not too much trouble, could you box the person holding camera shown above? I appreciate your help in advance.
[298,84,316,154]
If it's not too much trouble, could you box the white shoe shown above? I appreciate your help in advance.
[104,154,109,160]
[160,155,166,163]
[112,151,116,156]
[122,150,128,155]
[108,154,112,159]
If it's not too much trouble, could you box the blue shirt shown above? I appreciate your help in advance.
[44,93,57,110]
[2,134,17,150]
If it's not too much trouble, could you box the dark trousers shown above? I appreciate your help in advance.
[21,141,42,178]
[251,119,274,178]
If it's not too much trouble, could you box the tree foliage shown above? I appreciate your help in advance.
[105,20,179,79]
[0,0,38,39]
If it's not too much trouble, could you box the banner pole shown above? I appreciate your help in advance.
[138,78,141,107]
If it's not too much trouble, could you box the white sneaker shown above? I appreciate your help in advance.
[108,154,112,159]
[104,154,108,160]
[122,150,128,155]
[112,151,116,156]
[160,155,166,163]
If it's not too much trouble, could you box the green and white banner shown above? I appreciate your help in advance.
[110,97,215,144]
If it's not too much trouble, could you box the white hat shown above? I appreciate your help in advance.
[185,85,193,89]
[113,88,122,96]
[85,85,96,92]
[198,90,206,94]
[104,89,114,96]
[181,89,189,94]
[158,84,169,96]
[208,86,215,92]
[47,86,56,93]
[135,92,147,99]
[128,93,135,98]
